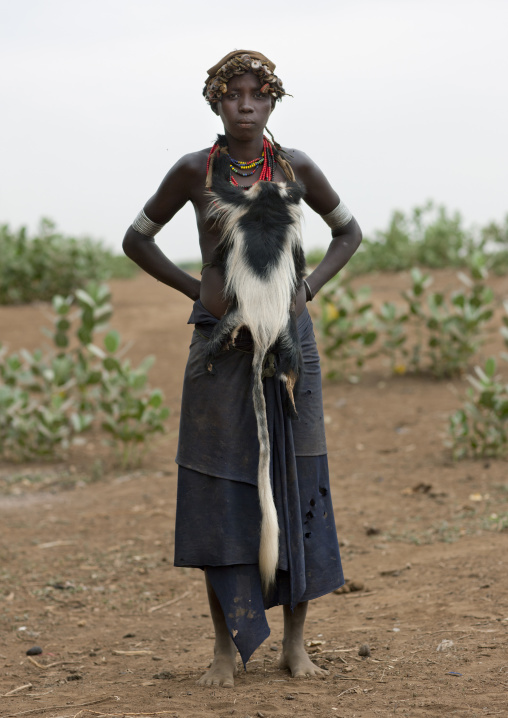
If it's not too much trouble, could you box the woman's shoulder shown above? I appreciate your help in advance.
[280,147,340,213]
[281,147,313,169]
[281,147,323,186]
[172,148,210,177]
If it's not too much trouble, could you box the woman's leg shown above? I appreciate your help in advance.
[197,571,238,687]
[279,601,328,678]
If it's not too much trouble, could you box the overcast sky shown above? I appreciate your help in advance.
[1,0,507,261]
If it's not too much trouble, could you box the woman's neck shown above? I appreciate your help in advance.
[224,132,265,161]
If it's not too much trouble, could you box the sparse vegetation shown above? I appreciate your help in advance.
[0,283,169,465]
[0,218,137,305]
[448,303,508,459]
[311,202,508,276]
[318,260,495,380]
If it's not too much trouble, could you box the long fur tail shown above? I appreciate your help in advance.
[252,348,279,592]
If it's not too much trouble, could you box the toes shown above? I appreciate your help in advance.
[196,672,235,687]
[291,670,308,679]
[291,665,328,678]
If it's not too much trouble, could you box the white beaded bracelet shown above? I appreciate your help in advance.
[132,209,165,238]
[321,201,353,230]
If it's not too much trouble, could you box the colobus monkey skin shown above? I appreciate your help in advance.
[205,147,306,591]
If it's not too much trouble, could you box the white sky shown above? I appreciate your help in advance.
[1,0,507,261]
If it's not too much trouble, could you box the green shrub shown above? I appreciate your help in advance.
[307,202,508,276]
[0,218,138,305]
[348,202,473,274]
[448,358,508,459]
[448,302,508,459]
[319,261,494,379]
[500,299,508,364]
[401,261,494,378]
[0,283,169,465]
[318,283,378,379]
[374,300,412,373]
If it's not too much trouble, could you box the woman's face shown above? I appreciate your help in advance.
[216,72,274,143]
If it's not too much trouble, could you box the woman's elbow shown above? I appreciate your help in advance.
[122,227,133,257]
[353,219,363,249]
[122,226,145,260]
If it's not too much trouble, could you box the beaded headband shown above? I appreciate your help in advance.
[203,50,288,107]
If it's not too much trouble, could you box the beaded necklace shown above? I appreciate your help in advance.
[229,152,264,177]
[206,136,276,189]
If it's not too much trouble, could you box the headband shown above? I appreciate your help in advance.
[203,50,287,106]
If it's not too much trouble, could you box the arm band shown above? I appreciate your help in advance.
[321,201,353,230]
[303,279,313,302]
[132,209,165,238]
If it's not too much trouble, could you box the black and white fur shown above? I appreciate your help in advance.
[206,146,306,591]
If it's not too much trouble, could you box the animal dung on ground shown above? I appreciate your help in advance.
[26,646,43,656]
[153,670,174,679]
[358,644,371,657]
[334,579,365,594]
[66,672,83,680]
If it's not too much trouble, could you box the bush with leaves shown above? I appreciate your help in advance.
[448,303,508,459]
[480,214,508,275]
[347,201,475,274]
[448,358,508,459]
[318,284,378,379]
[0,218,137,305]
[318,259,495,379]
[374,300,412,373]
[400,259,494,378]
[0,283,169,465]
[309,202,508,277]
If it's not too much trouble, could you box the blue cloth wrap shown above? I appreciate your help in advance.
[174,300,344,666]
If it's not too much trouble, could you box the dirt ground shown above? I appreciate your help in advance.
[1,271,507,718]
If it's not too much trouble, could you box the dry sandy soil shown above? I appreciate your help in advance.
[1,271,507,718]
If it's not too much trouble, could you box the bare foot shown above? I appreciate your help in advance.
[279,641,329,679]
[199,573,238,687]
[197,647,237,687]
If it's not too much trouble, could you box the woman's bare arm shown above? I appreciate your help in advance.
[122,153,204,300]
[291,150,363,298]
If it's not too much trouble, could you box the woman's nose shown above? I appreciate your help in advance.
[239,95,253,112]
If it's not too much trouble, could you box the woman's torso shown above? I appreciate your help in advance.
[187,149,306,318]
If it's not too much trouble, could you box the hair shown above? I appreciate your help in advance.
[203,52,288,112]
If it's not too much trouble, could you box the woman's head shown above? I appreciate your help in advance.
[203,50,288,114]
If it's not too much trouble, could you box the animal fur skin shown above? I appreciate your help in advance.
[205,146,306,591]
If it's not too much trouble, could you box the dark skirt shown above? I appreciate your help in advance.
[174,301,344,665]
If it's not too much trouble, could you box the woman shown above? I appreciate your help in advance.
[123,50,362,687]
